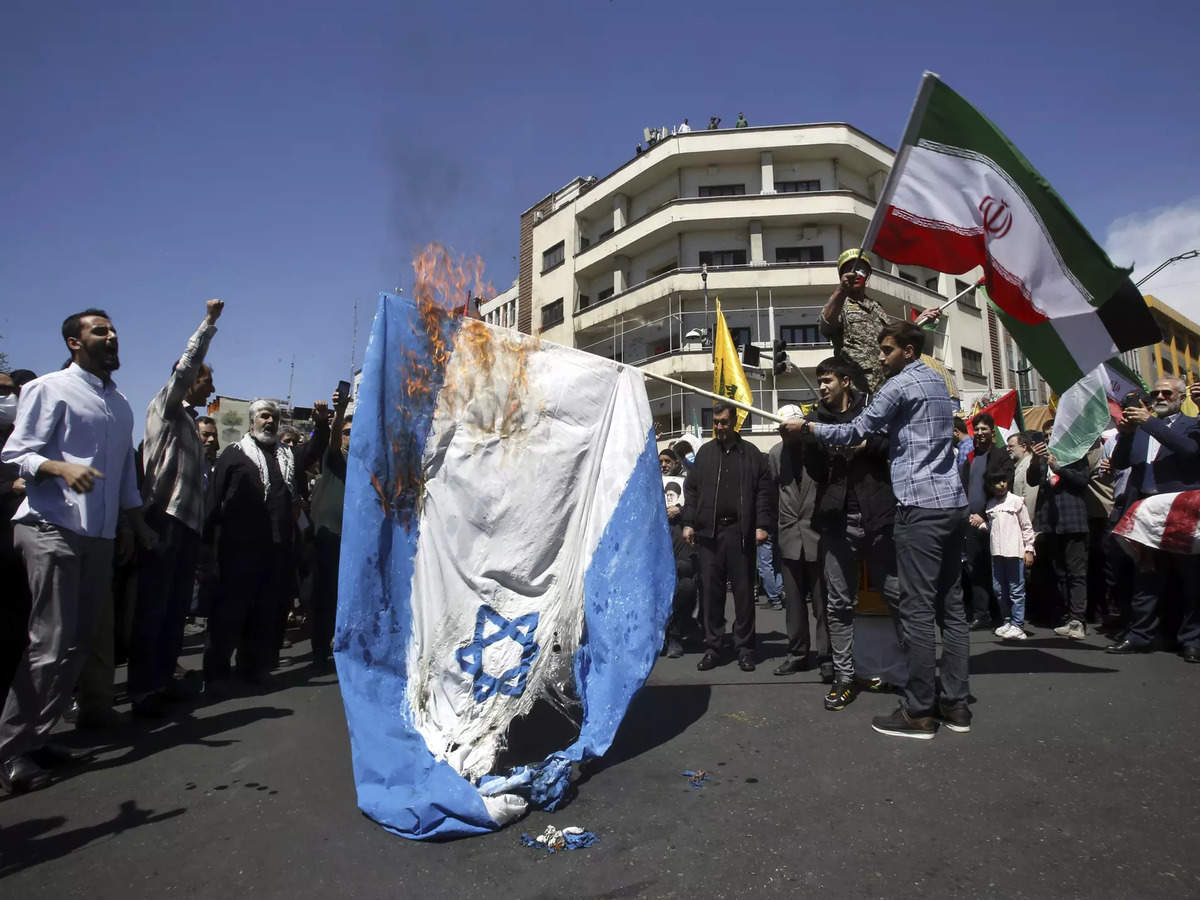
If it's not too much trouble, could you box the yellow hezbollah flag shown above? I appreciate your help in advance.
[712,298,754,431]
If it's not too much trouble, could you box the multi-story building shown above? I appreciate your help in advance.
[1127,294,1200,386]
[511,123,1047,444]
[478,279,520,330]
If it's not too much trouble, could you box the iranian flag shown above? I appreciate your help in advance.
[1113,491,1200,556]
[864,73,1160,394]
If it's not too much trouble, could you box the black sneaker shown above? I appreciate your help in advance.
[737,653,756,672]
[871,705,938,740]
[937,702,972,733]
[696,651,720,671]
[823,678,857,711]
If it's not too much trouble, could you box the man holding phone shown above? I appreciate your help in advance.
[1107,376,1200,658]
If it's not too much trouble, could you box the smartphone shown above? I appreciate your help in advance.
[336,379,351,399]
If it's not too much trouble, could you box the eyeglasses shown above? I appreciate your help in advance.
[1152,389,1175,398]
[341,429,352,435]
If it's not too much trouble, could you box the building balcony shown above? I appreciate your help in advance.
[559,123,895,225]
[571,262,945,332]
[572,190,876,278]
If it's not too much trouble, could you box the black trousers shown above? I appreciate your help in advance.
[696,523,756,655]
[206,542,292,682]
[780,556,828,660]
[1045,532,1088,623]
[962,525,995,624]
[0,524,31,702]
[129,507,200,698]
[311,529,341,664]
[1127,551,1200,648]
[1102,529,1134,627]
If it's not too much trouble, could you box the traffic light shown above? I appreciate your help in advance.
[772,339,789,376]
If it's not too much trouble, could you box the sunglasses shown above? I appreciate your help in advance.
[1152,389,1175,398]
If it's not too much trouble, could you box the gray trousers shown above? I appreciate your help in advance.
[0,523,114,761]
[822,512,900,679]
[893,505,970,714]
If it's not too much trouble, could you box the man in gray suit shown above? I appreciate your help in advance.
[768,405,829,679]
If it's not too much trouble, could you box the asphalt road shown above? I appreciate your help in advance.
[2,610,1199,899]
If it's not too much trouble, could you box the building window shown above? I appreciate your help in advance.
[596,286,614,302]
[579,235,591,252]
[780,324,823,345]
[699,249,747,267]
[925,276,939,291]
[775,180,820,193]
[698,184,746,197]
[898,271,918,284]
[541,298,564,330]
[955,278,978,307]
[775,246,824,264]
[961,348,985,379]
[729,327,752,348]
[542,242,565,273]
[577,294,591,311]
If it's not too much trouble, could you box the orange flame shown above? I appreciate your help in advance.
[371,243,496,529]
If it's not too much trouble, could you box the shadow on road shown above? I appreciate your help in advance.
[970,647,1119,675]
[0,800,185,879]
[588,683,712,775]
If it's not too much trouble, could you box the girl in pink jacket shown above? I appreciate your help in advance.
[977,472,1037,640]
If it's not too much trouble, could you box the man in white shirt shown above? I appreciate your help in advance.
[677,118,691,133]
[0,309,153,793]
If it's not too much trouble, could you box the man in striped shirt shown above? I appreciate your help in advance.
[779,321,970,740]
[128,298,223,717]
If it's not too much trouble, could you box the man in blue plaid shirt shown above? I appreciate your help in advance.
[779,321,970,740]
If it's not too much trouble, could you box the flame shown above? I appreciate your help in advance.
[371,243,495,529]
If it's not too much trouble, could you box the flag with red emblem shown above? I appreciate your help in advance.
[1113,490,1200,556]
[862,73,1160,394]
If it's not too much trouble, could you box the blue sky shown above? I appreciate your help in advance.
[3,0,1198,431]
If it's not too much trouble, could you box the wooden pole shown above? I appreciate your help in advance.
[640,369,786,423]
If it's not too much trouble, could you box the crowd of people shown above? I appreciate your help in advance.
[0,300,351,794]
[1,258,1197,795]
[657,249,1200,740]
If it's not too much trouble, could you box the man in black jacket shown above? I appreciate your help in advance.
[804,356,900,710]
[682,401,772,672]
[961,413,1014,628]
[1027,439,1090,639]
[1107,376,1200,657]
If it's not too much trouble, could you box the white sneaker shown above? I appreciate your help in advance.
[1004,624,1028,640]
[1054,619,1086,640]
[993,622,1011,637]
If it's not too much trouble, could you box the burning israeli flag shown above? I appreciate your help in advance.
[335,278,673,840]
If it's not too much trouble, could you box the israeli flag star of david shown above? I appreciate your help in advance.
[334,293,675,840]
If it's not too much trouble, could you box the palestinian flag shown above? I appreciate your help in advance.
[864,73,1160,395]
[1113,490,1200,556]
[967,389,1024,444]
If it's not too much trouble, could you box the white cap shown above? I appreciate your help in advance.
[777,404,804,420]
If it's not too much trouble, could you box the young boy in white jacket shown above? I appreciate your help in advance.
[975,471,1037,639]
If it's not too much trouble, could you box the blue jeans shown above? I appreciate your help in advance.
[991,555,1025,626]
[756,538,783,605]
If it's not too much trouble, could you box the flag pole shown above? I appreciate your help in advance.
[640,369,786,423]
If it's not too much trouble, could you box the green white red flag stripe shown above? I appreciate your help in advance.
[1113,490,1200,556]
[864,73,1160,394]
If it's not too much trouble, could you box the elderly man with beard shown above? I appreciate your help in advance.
[0,310,154,792]
[128,299,223,717]
[1107,376,1200,658]
[205,397,327,691]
